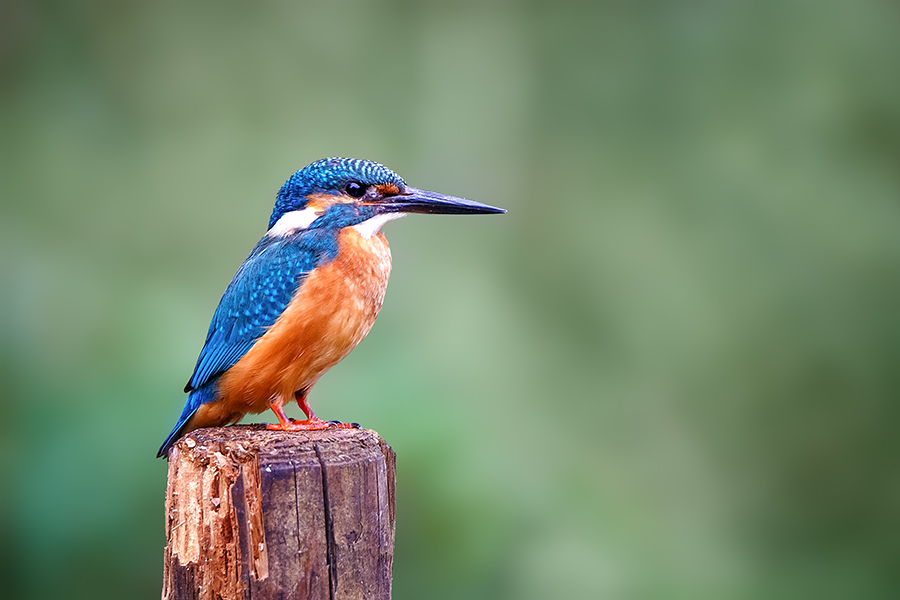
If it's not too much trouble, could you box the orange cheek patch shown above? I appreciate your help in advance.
[305,192,346,211]
[375,183,400,197]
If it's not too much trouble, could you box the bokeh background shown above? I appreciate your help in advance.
[2,1,899,598]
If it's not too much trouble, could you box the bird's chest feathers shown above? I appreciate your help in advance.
[221,228,392,405]
[324,228,393,324]
[279,228,392,361]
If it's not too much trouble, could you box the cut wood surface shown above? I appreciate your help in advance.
[161,425,396,600]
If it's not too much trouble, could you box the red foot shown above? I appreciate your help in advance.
[267,418,347,431]
[266,400,359,431]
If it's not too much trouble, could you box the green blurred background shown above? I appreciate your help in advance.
[2,1,899,598]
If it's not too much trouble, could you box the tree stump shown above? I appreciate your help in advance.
[161,425,396,600]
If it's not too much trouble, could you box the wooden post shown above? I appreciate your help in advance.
[161,425,396,600]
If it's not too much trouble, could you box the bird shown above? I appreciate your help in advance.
[157,157,505,458]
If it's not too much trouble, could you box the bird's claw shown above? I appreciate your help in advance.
[267,418,360,431]
[328,420,361,429]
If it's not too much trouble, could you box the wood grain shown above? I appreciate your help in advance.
[161,426,395,600]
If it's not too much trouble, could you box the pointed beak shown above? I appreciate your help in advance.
[378,187,506,215]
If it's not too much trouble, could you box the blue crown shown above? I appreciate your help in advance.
[270,158,406,229]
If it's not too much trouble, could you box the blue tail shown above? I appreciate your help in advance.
[157,383,218,458]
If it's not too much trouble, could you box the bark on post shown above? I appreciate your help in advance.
[161,425,396,600]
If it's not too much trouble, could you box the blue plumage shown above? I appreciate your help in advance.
[186,233,324,393]
[159,200,388,457]
[270,158,406,228]
[158,157,505,459]
[186,204,381,395]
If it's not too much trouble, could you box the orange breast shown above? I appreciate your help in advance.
[208,228,392,422]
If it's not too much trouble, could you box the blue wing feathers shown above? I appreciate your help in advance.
[160,198,365,458]
[184,229,340,393]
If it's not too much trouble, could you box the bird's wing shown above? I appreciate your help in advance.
[184,229,338,392]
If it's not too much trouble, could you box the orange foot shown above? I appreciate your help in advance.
[267,418,359,431]
[266,401,360,431]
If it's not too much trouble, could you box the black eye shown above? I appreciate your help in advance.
[345,182,367,198]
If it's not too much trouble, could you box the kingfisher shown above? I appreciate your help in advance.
[157,157,504,458]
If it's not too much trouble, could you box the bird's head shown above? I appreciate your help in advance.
[267,157,504,236]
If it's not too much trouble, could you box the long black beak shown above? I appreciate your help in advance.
[379,187,506,215]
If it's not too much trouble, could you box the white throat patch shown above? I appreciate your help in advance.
[353,213,406,238]
[267,208,320,236]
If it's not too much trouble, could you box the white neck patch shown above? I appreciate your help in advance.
[353,212,406,238]
[267,208,320,236]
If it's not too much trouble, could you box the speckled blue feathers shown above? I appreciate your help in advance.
[270,157,406,228]
[185,228,340,393]
[160,158,412,458]
[157,225,344,457]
